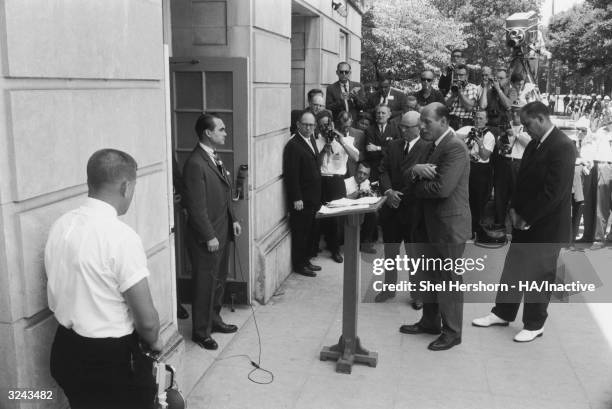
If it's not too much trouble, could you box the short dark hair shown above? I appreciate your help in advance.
[316,110,333,122]
[356,161,371,170]
[307,88,324,102]
[521,101,549,119]
[510,72,524,83]
[87,149,137,191]
[337,110,352,123]
[451,49,463,56]
[455,64,468,72]
[432,103,450,121]
[195,113,219,139]
[337,62,351,71]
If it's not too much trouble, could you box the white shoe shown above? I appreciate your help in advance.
[472,313,509,327]
[513,328,544,342]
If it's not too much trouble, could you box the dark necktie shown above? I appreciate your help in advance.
[425,143,436,161]
[212,151,225,175]
[403,142,409,156]
[309,135,319,156]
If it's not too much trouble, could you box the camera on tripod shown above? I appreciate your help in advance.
[505,11,538,49]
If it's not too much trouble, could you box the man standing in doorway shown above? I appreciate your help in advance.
[183,113,242,350]
[326,62,367,121]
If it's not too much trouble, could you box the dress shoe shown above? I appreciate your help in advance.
[177,304,189,320]
[359,243,377,254]
[590,241,605,251]
[411,299,424,310]
[472,312,509,327]
[295,267,317,277]
[192,335,218,350]
[399,322,441,335]
[513,328,543,342]
[307,262,322,272]
[374,291,395,303]
[212,322,238,334]
[428,334,461,351]
[331,252,344,263]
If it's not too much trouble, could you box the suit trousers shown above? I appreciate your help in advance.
[571,195,584,244]
[469,162,492,235]
[187,232,229,338]
[491,239,560,330]
[594,163,612,242]
[494,157,521,227]
[50,326,156,409]
[419,243,466,338]
[290,205,317,270]
[320,175,347,253]
[580,164,598,242]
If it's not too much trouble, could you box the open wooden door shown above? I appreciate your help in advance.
[170,57,249,303]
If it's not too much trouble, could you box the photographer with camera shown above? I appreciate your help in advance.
[457,110,496,242]
[493,101,531,232]
[439,49,465,97]
[445,64,480,130]
[315,110,360,263]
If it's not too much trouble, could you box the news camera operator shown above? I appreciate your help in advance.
[445,64,479,130]
[478,68,513,130]
[439,49,465,97]
[315,110,360,263]
[493,101,531,232]
[457,110,496,242]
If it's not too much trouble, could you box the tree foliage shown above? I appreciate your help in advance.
[547,0,612,94]
[360,0,467,83]
[431,0,543,68]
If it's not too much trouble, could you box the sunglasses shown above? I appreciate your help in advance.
[338,70,350,74]
[421,78,433,82]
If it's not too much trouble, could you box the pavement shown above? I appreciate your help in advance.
[181,242,612,409]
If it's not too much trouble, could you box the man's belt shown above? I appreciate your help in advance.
[501,156,522,162]
[321,174,345,178]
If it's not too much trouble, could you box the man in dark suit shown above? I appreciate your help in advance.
[183,113,242,350]
[375,111,429,308]
[472,101,576,342]
[364,104,400,181]
[367,77,409,123]
[326,62,367,121]
[399,102,471,351]
[283,110,323,277]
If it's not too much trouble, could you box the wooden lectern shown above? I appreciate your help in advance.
[317,197,386,374]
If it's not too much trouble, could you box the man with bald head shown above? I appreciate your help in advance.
[375,111,429,306]
[400,102,471,350]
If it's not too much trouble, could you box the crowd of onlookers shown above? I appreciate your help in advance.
[284,48,612,279]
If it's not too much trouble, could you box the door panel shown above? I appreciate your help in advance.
[170,57,249,301]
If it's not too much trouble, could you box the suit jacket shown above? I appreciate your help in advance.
[367,88,408,121]
[364,122,400,180]
[409,131,471,244]
[512,127,576,243]
[182,145,235,247]
[379,137,430,225]
[283,133,322,208]
[326,80,367,120]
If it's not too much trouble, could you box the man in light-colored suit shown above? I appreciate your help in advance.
[183,113,242,350]
[399,102,471,351]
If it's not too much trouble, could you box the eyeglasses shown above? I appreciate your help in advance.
[421,78,433,82]
[338,70,350,74]
[300,123,316,127]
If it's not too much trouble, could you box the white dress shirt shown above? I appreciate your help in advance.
[506,125,531,159]
[316,135,358,176]
[593,127,612,162]
[45,198,150,338]
[345,177,371,196]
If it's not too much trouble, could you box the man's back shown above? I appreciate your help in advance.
[45,198,148,338]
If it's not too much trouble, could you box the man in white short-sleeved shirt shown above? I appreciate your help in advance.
[457,110,495,242]
[45,149,160,409]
